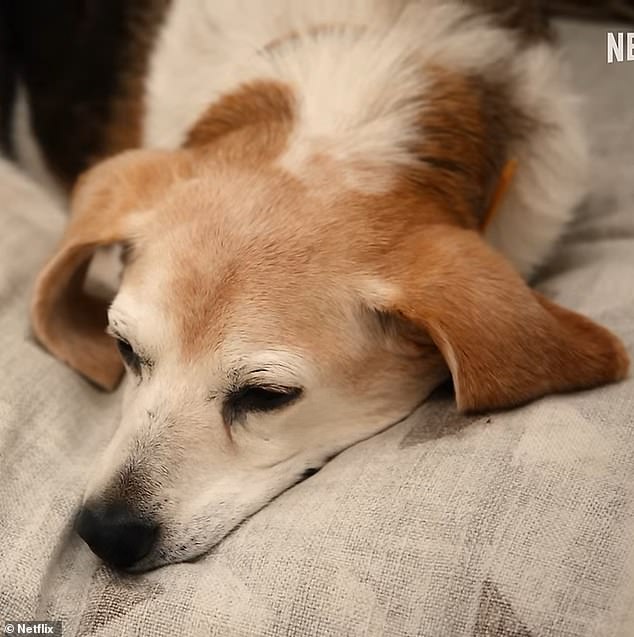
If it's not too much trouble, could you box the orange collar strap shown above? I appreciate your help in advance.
[480,158,518,232]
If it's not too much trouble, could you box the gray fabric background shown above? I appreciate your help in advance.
[0,20,633,637]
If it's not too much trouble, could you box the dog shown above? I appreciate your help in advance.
[3,0,629,571]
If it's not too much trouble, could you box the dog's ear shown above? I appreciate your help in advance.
[373,226,629,412]
[31,149,192,390]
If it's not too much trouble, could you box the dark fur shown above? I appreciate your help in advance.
[1,0,169,186]
[467,0,553,42]
[0,7,15,155]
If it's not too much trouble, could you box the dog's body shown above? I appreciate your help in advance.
[3,1,629,571]
[10,0,584,276]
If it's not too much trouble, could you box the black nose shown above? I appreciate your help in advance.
[76,502,158,568]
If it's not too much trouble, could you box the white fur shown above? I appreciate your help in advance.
[92,276,440,570]
[484,45,589,275]
[145,0,587,277]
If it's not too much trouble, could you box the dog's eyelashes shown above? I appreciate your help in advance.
[224,385,303,424]
[230,385,303,413]
[240,386,302,411]
[115,338,141,374]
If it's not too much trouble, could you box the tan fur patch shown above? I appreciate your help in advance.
[381,225,630,411]
[152,169,318,361]
[184,80,295,165]
[406,66,533,228]
[31,148,194,389]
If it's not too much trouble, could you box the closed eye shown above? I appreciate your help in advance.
[110,335,144,376]
[223,385,303,425]
[115,338,141,373]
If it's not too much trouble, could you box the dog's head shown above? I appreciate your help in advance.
[32,85,628,571]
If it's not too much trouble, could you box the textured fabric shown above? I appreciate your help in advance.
[1,21,633,637]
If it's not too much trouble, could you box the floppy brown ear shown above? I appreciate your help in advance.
[381,226,629,412]
[31,149,190,390]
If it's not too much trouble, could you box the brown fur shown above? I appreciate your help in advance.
[380,225,629,411]
[6,0,170,188]
[185,80,295,165]
[31,149,194,389]
[101,0,172,158]
[407,67,534,228]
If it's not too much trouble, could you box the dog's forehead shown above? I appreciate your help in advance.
[113,160,432,366]
[121,193,345,344]
[115,226,355,369]
[109,283,315,383]
[163,262,348,363]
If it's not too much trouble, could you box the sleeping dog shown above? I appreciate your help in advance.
[4,0,629,571]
